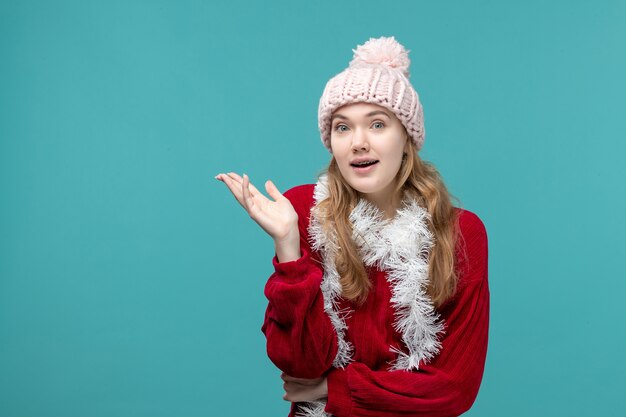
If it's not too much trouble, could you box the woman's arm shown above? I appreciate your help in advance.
[216,174,338,377]
[261,185,339,379]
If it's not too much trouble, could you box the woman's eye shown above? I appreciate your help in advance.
[334,124,348,132]
[372,122,385,129]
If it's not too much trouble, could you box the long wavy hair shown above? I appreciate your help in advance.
[315,135,461,308]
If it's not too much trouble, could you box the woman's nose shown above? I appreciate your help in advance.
[351,128,369,151]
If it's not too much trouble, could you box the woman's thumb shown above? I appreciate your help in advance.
[265,180,283,200]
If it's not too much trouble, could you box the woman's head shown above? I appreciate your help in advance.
[329,102,409,210]
[318,36,425,154]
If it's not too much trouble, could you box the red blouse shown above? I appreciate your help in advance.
[262,184,490,417]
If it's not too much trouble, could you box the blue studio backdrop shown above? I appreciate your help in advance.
[1,1,625,416]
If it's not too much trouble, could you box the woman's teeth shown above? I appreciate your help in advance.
[351,160,378,167]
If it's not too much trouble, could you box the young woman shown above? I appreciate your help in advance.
[215,36,489,417]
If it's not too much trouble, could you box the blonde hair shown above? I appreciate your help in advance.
[315,137,461,307]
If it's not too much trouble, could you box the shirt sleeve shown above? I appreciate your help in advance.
[324,211,490,417]
[260,187,338,379]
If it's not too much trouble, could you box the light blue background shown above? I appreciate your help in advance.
[1,1,625,416]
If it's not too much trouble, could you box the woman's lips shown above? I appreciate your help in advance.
[351,161,379,173]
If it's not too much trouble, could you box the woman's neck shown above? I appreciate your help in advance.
[361,191,404,220]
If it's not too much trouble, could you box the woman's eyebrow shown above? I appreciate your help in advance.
[331,110,391,122]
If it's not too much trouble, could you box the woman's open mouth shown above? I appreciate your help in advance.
[351,160,379,173]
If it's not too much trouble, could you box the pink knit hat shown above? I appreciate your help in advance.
[318,36,425,152]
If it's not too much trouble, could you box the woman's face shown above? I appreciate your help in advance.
[330,102,409,208]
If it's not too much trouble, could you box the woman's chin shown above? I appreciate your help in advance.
[345,178,384,195]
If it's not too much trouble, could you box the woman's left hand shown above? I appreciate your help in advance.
[280,372,328,402]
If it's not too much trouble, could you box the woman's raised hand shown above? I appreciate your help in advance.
[215,172,299,244]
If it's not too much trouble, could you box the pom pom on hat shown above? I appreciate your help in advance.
[349,36,411,78]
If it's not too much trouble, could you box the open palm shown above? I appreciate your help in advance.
[215,172,299,242]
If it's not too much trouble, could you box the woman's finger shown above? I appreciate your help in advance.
[216,173,246,209]
[224,173,279,209]
[265,180,284,202]
[241,174,256,213]
[226,172,264,199]
[218,172,266,210]
[281,372,323,385]
[282,377,326,402]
